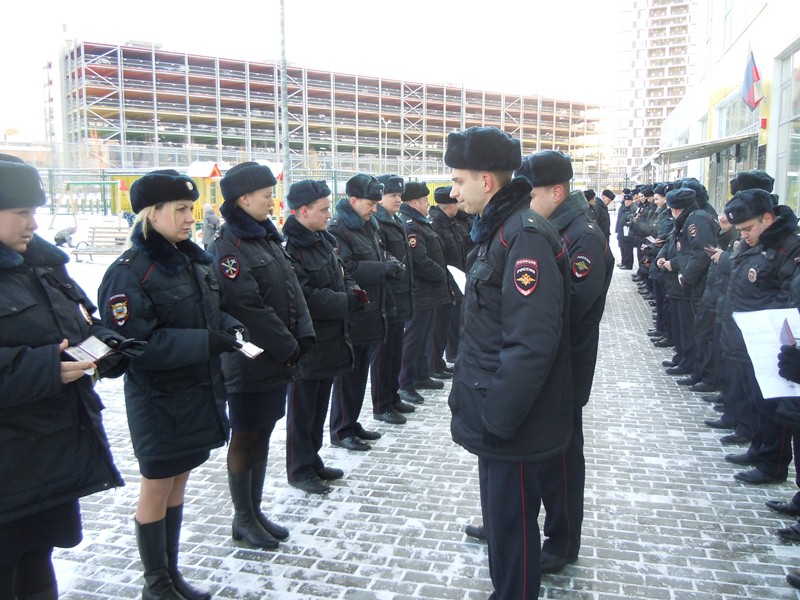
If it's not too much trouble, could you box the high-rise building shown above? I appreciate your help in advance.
[60,40,601,179]
[611,0,698,180]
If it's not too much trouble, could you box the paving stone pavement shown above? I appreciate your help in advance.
[54,261,800,599]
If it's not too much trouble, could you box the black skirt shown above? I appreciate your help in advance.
[139,450,210,480]
[0,500,81,564]
[228,387,287,432]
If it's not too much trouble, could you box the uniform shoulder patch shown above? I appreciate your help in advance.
[514,258,539,296]
[408,233,418,249]
[572,254,593,279]
[688,224,697,237]
[109,293,130,326]
[219,256,240,279]
[748,267,758,283]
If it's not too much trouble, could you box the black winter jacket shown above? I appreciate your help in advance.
[99,225,236,462]
[328,198,388,345]
[374,204,414,322]
[0,236,123,524]
[430,204,466,301]
[209,204,315,392]
[399,203,451,311]
[549,191,614,407]
[282,215,355,379]
[449,177,573,461]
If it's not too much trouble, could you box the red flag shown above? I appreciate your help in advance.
[742,49,763,111]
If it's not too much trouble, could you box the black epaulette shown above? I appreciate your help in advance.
[520,213,539,232]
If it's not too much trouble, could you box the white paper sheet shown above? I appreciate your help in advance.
[733,308,800,399]
[448,266,466,295]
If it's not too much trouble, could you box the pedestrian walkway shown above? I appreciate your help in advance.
[56,263,800,599]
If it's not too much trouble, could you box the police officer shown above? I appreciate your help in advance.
[594,189,614,240]
[328,174,395,451]
[210,162,315,549]
[283,180,358,494]
[398,181,450,398]
[616,193,636,269]
[655,188,714,379]
[429,186,465,378]
[371,174,418,417]
[718,189,800,484]
[446,126,573,599]
[100,169,240,600]
[647,183,675,346]
[0,157,124,600]
[517,150,614,574]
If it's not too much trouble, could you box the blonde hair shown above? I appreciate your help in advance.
[128,201,183,246]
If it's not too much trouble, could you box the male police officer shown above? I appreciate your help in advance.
[446,127,572,599]
[327,175,397,451]
[517,150,614,574]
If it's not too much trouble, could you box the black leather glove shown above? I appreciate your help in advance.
[209,330,242,355]
[778,345,800,384]
[482,427,509,449]
[105,337,148,359]
[383,259,403,280]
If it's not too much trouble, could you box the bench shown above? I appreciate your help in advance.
[71,226,130,261]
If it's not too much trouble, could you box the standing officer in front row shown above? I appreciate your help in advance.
[446,126,573,600]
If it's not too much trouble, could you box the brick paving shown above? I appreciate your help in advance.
[54,260,800,599]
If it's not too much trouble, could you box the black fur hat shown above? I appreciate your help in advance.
[0,159,47,210]
[666,188,696,209]
[130,169,199,213]
[286,179,331,210]
[220,162,277,204]
[516,151,573,187]
[444,127,521,172]
[724,189,774,224]
[434,186,456,204]
[583,189,596,200]
[653,183,667,196]
[642,185,654,197]
[623,194,633,201]
[601,189,616,201]
[680,179,708,205]
[377,174,405,195]
[734,170,775,193]
[401,181,430,202]
[346,174,383,201]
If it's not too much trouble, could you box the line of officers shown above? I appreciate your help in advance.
[606,171,800,592]
[1,123,617,600]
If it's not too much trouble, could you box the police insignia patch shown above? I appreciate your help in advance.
[688,224,697,237]
[220,256,240,279]
[572,254,592,279]
[408,234,418,249]
[748,267,757,283]
[514,258,538,296]
[109,293,130,326]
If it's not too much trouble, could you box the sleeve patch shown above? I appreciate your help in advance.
[219,256,240,279]
[688,224,697,237]
[572,254,593,279]
[408,233,418,249]
[514,258,539,296]
[109,293,130,326]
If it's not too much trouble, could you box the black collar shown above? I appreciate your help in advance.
[131,223,211,275]
[471,177,532,243]
[0,234,68,270]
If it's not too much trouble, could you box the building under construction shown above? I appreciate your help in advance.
[60,40,602,179]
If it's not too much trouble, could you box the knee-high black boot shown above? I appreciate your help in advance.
[228,469,279,549]
[165,505,211,600]
[135,518,184,600]
[250,459,289,541]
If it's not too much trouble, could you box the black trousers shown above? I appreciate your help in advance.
[430,302,452,374]
[540,406,584,561]
[653,279,670,336]
[399,307,435,390]
[370,321,404,414]
[330,343,373,441]
[721,356,756,439]
[619,239,634,269]
[692,306,715,385]
[671,297,696,371]
[479,456,543,600]
[747,384,792,480]
[286,377,333,482]
[446,296,462,362]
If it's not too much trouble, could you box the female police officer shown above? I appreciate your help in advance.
[0,156,124,600]
[99,169,242,600]
[209,162,314,548]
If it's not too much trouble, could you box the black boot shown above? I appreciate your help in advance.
[135,518,184,600]
[165,505,211,600]
[251,460,289,541]
[228,469,279,549]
